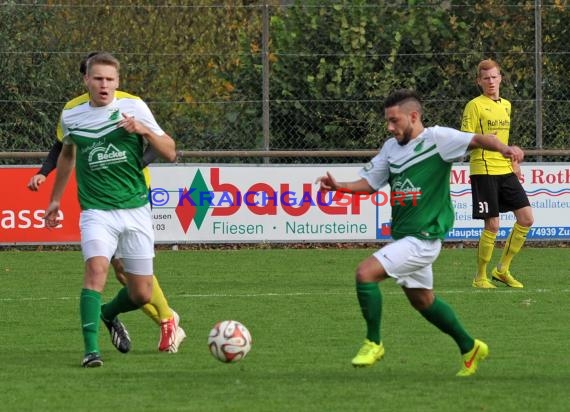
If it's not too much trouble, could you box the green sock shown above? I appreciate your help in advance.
[356,282,382,344]
[80,288,102,355]
[419,296,474,354]
[101,286,139,321]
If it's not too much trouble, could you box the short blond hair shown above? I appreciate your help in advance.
[85,52,120,75]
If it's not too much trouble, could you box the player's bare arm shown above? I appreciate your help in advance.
[44,144,75,228]
[119,113,176,162]
[316,172,374,194]
[469,133,524,163]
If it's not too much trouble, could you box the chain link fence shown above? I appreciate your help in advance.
[1,2,568,165]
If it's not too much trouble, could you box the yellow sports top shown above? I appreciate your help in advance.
[56,91,151,187]
[461,94,514,175]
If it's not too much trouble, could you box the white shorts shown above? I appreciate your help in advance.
[80,205,155,274]
[373,236,442,289]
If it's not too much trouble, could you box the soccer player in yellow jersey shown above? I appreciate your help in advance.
[31,53,185,359]
[461,59,534,289]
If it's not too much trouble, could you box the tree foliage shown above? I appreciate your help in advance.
[0,1,568,165]
[229,0,563,153]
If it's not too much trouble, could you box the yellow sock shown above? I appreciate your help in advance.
[141,276,173,325]
[497,222,530,273]
[476,230,497,279]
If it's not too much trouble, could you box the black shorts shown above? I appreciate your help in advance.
[470,173,530,219]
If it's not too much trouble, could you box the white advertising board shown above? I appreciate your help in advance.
[149,163,570,243]
[149,165,376,242]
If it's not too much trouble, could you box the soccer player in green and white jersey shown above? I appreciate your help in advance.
[462,59,534,289]
[316,89,524,376]
[30,94,186,354]
[44,52,177,367]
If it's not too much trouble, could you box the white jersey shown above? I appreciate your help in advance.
[359,126,473,240]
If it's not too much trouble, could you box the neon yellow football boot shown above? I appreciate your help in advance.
[492,268,524,288]
[351,339,385,367]
[472,277,497,289]
[456,339,489,377]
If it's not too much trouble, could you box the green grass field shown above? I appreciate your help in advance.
[1,247,568,412]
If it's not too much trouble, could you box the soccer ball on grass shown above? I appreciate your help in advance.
[207,320,252,363]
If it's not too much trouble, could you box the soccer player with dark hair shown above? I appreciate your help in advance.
[462,59,533,289]
[316,89,525,376]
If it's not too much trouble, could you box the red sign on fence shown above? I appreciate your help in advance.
[0,167,81,243]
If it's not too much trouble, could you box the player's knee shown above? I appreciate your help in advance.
[407,293,433,311]
[129,288,151,306]
[355,261,380,283]
[410,299,429,311]
[84,258,110,291]
[485,219,500,233]
[517,215,534,228]
[402,286,434,311]
[355,262,366,283]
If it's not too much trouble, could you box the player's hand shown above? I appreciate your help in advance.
[27,174,46,191]
[501,145,524,163]
[315,171,338,191]
[44,201,62,228]
[118,113,148,136]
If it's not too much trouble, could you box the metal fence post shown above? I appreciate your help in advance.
[535,0,543,161]
[262,2,271,163]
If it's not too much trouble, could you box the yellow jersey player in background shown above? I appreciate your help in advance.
[461,59,534,289]
[29,53,186,354]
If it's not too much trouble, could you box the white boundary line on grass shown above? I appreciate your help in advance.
[180,288,570,298]
[1,288,569,302]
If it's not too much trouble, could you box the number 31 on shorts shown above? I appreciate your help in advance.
[478,201,489,213]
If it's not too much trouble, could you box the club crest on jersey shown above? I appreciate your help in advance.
[414,139,425,153]
[87,143,127,171]
[109,108,120,121]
